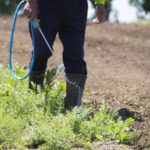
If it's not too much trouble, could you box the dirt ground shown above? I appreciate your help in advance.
[0,16,150,150]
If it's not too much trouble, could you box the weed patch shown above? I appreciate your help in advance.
[0,67,134,150]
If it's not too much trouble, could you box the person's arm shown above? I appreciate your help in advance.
[93,0,106,24]
[24,0,39,20]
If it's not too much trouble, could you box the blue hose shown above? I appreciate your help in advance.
[8,0,36,80]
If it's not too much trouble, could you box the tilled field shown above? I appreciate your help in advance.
[0,16,150,150]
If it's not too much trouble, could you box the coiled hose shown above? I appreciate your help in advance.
[8,0,36,80]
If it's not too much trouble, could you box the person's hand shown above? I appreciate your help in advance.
[24,0,39,20]
[93,4,106,24]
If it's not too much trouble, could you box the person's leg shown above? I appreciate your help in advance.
[59,0,88,108]
[28,23,57,90]
[29,0,62,90]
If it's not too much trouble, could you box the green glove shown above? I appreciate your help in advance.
[95,0,105,5]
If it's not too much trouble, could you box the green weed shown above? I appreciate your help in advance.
[0,66,134,150]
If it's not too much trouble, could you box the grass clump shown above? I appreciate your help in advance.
[0,66,134,150]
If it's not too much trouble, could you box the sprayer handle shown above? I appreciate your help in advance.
[30,19,40,29]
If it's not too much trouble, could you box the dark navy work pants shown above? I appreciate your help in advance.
[31,0,88,75]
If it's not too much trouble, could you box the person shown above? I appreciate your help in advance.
[24,0,106,109]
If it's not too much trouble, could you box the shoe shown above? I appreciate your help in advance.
[28,71,45,91]
[64,73,87,109]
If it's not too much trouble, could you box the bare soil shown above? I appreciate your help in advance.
[0,16,150,150]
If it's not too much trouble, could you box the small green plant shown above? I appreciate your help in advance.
[0,110,24,149]
[79,105,134,142]
[0,66,134,150]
